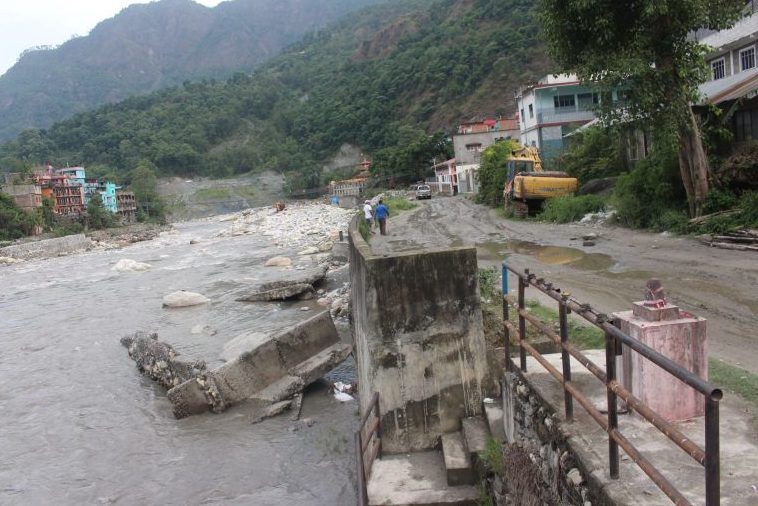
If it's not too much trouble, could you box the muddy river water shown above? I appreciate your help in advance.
[0,219,358,505]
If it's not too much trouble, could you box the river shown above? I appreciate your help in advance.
[0,213,358,505]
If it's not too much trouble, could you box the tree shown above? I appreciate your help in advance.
[85,194,114,230]
[129,160,164,222]
[538,0,744,217]
[477,139,518,206]
[0,192,37,240]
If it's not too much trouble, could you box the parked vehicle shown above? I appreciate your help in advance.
[415,184,432,199]
[503,145,577,217]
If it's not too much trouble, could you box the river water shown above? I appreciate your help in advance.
[0,217,358,505]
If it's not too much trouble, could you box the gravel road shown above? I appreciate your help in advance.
[371,195,758,374]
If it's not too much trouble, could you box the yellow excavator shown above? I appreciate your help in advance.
[502,145,577,218]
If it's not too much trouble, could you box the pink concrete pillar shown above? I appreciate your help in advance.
[614,302,707,422]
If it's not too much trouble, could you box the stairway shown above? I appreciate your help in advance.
[365,398,506,506]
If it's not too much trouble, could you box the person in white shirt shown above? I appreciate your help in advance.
[363,200,374,232]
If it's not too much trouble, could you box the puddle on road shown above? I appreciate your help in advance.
[476,240,615,271]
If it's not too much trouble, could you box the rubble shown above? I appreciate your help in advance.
[120,332,207,389]
[235,265,329,302]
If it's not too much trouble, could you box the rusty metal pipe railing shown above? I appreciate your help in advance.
[519,338,692,505]
[504,297,707,465]
[502,265,721,505]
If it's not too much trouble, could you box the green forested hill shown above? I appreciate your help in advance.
[0,0,549,187]
[0,0,380,141]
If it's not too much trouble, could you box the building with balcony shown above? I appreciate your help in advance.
[53,185,85,215]
[516,74,607,162]
[453,116,519,194]
[430,158,457,195]
[116,191,137,222]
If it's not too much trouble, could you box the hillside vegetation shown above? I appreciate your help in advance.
[0,0,380,141]
[0,0,548,189]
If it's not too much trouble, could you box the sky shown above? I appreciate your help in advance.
[0,0,224,77]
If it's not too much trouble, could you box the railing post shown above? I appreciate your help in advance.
[559,294,573,421]
[356,430,368,506]
[705,397,720,506]
[502,262,511,372]
[604,327,619,479]
[518,273,527,372]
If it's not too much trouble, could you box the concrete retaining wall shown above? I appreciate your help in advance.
[0,234,92,260]
[349,215,492,454]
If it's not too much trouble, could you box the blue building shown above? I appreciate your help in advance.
[98,182,118,213]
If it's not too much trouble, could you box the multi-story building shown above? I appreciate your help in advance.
[453,116,519,194]
[515,74,610,163]
[2,184,42,211]
[98,182,118,213]
[53,185,85,215]
[697,3,758,144]
[116,191,137,222]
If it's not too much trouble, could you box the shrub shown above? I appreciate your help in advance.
[653,210,690,233]
[384,197,417,215]
[556,126,625,183]
[538,194,606,223]
[703,188,738,214]
[612,142,687,228]
[740,191,758,226]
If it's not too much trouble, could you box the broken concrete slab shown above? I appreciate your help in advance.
[250,399,293,424]
[167,310,350,418]
[235,265,328,302]
[461,416,490,456]
[120,331,207,390]
[483,402,506,443]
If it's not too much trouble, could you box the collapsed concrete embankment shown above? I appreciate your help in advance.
[0,234,92,260]
[164,310,351,418]
[348,215,493,453]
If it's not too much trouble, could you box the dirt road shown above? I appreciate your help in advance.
[371,196,758,374]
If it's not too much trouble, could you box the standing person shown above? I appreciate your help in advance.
[363,200,374,232]
[374,199,390,236]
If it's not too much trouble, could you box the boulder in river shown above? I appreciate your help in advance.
[162,290,210,308]
[264,256,292,267]
[112,258,152,272]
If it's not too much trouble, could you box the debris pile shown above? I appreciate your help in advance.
[698,229,758,252]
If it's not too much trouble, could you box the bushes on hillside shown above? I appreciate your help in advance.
[0,192,40,240]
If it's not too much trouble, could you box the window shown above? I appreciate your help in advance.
[711,58,726,80]
[553,94,576,110]
[733,109,758,142]
[520,108,525,121]
[465,143,483,152]
[740,47,755,71]
[577,93,599,110]
[528,104,534,118]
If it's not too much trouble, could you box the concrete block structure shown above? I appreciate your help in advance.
[349,216,492,453]
[614,302,708,422]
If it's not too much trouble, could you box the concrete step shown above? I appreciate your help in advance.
[461,416,490,458]
[441,432,475,486]
[483,400,506,443]
[367,451,478,506]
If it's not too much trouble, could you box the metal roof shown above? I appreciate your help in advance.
[698,67,758,104]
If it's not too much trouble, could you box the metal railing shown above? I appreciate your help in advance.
[501,264,722,506]
[356,392,382,506]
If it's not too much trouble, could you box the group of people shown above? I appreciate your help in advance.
[363,199,389,236]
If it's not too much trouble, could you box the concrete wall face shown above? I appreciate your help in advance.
[0,234,92,260]
[349,217,491,453]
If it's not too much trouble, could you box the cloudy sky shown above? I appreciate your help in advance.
[0,0,223,77]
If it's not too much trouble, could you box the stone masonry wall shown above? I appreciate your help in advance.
[0,234,92,260]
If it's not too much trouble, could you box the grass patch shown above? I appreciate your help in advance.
[539,194,607,223]
[384,197,417,216]
[358,216,371,243]
[709,359,758,405]
[509,299,605,349]
[192,187,231,200]
[481,438,504,475]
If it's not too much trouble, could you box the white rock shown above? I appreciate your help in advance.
[162,290,210,308]
[265,256,292,267]
[566,468,583,487]
[331,298,344,311]
[317,297,330,307]
[318,240,334,252]
[0,256,20,264]
[300,306,311,311]
[111,259,152,272]
[297,246,320,255]
[333,391,354,402]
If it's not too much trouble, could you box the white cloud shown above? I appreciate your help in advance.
[0,0,224,77]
